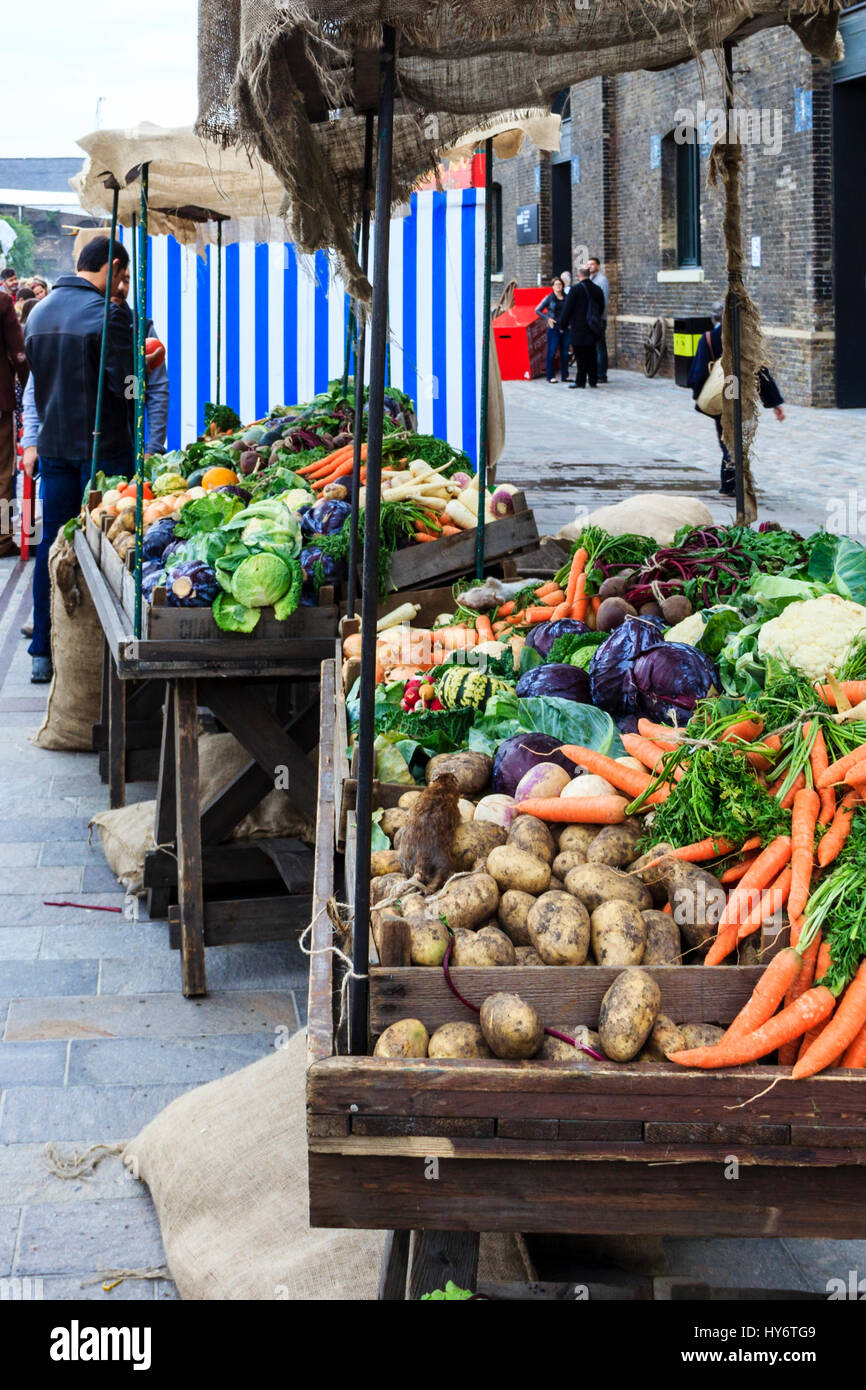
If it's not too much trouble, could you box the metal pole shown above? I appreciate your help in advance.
[133,165,149,640]
[341,226,360,401]
[350,29,395,1055]
[215,218,223,407]
[89,185,120,489]
[723,41,746,523]
[131,211,138,350]
[475,136,494,579]
[346,110,375,623]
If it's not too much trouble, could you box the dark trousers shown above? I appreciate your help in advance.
[0,412,14,556]
[714,416,733,464]
[573,344,598,388]
[29,455,132,658]
[596,322,609,380]
[546,327,568,381]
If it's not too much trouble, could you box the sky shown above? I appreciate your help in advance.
[3,1,199,160]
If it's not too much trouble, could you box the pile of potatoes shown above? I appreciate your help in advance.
[371,750,732,970]
[373,976,725,1065]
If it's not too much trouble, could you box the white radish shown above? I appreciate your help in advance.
[560,773,618,799]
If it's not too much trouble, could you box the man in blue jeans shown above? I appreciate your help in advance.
[23,238,134,682]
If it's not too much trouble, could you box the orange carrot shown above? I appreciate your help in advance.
[638,836,742,871]
[793,961,866,1079]
[816,789,859,867]
[804,722,835,824]
[534,581,560,600]
[497,601,515,617]
[590,595,601,616]
[844,764,866,787]
[492,621,508,636]
[475,614,495,644]
[776,932,822,1064]
[818,745,866,789]
[720,946,804,1042]
[572,571,588,622]
[787,786,820,923]
[638,718,682,743]
[671,986,835,1069]
[766,769,806,809]
[515,795,628,824]
[841,1018,866,1068]
[541,589,566,606]
[720,716,764,744]
[621,733,685,782]
[747,731,783,773]
[704,835,792,965]
[558,745,656,801]
[732,865,791,944]
[440,525,461,536]
[563,546,588,608]
[815,680,866,707]
[794,941,833,1062]
[550,601,571,620]
[412,533,436,542]
[720,853,759,884]
[522,607,557,623]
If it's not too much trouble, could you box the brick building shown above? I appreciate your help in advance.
[492,5,866,407]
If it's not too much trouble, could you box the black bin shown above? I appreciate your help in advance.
[673,314,713,387]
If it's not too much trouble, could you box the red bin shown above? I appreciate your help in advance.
[493,291,547,381]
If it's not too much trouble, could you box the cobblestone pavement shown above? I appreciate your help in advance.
[2,370,866,1301]
[500,370,866,541]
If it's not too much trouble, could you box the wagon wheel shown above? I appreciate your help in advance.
[644,317,666,377]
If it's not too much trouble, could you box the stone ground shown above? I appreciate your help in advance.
[1,365,865,1301]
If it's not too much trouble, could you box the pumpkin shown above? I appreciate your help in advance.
[201,466,239,490]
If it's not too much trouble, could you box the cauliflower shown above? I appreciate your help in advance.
[757,594,866,682]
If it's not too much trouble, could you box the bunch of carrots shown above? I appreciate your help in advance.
[494,546,598,629]
[296,443,367,492]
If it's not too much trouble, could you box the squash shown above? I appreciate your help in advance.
[437,667,511,710]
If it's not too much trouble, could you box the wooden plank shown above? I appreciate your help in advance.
[154,685,176,848]
[407,1231,480,1301]
[119,638,333,677]
[309,1135,866,1166]
[307,658,338,1066]
[144,601,338,644]
[309,1154,866,1235]
[644,1122,790,1146]
[555,1120,644,1142]
[174,678,206,997]
[73,533,131,658]
[168,894,312,948]
[378,1230,411,1302]
[93,718,163,753]
[377,918,412,967]
[352,1116,495,1139]
[144,840,312,893]
[496,1119,559,1140]
[107,655,126,809]
[385,494,539,591]
[200,679,319,821]
[789,1125,866,1149]
[99,746,159,785]
[369,965,763,1034]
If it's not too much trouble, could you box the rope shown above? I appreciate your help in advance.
[42,1141,126,1179]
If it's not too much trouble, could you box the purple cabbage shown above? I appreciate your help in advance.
[141,516,178,562]
[213,484,252,504]
[300,545,348,602]
[492,733,580,797]
[524,618,589,658]
[515,663,592,703]
[589,616,666,716]
[165,560,220,607]
[631,643,720,726]
[308,498,351,536]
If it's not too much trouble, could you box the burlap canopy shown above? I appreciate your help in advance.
[197,0,841,296]
[73,123,291,251]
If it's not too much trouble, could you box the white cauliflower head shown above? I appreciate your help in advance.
[757,594,866,682]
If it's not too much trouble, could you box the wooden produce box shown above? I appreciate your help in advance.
[308,660,866,1241]
[383,491,539,592]
[93,510,338,650]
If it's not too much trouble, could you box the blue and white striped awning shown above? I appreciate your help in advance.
[119,186,484,463]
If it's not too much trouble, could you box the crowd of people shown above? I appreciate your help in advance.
[0,241,169,683]
[535,257,609,388]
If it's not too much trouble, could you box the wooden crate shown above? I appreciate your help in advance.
[308,658,866,1239]
[383,492,539,592]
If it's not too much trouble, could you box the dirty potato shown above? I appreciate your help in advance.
[498,889,536,947]
[552,849,587,880]
[373,1019,430,1058]
[427,1022,492,1059]
[628,843,675,904]
[409,918,450,966]
[642,909,682,964]
[451,925,516,967]
[371,849,402,877]
[598,968,661,1062]
[586,822,642,869]
[429,872,500,931]
[487,845,551,896]
[640,1014,686,1061]
[590,899,647,966]
[514,945,544,966]
[679,1022,725,1049]
[452,821,508,871]
[565,863,652,914]
[480,992,544,1060]
[528,891,591,966]
[557,824,602,855]
[508,815,556,865]
[426,751,492,797]
[380,807,409,842]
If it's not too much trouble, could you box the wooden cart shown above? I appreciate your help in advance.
[74,523,337,996]
[308,658,866,1299]
[381,490,539,592]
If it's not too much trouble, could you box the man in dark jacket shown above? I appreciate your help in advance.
[558,266,605,389]
[0,280,29,557]
[23,237,133,681]
[688,302,785,496]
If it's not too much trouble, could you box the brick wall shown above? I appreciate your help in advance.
[493,28,838,405]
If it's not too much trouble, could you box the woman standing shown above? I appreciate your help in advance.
[535,276,569,382]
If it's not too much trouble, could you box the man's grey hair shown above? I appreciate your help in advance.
[711,300,724,323]
[577,265,592,279]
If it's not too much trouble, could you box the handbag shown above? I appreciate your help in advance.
[696,330,724,416]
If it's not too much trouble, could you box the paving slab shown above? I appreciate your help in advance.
[781,1239,866,1296]
[0,961,99,1000]
[5,991,298,1042]
[68,1033,278,1086]
[0,1084,193,1144]
[99,944,308,995]
[0,895,127,928]
[23,1274,162,1300]
[663,1236,812,1292]
[0,819,93,843]
[0,1144,145,1208]
[40,922,167,961]
[82,864,129,893]
[15,1198,166,1276]
[3,868,84,896]
[0,927,43,961]
[39,841,111,867]
[0,1042,68,1087]
[0,1206,19,1275]
[0,844,41,868]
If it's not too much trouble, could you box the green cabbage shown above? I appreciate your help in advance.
[230,552,291,608]
[213,592,261,633]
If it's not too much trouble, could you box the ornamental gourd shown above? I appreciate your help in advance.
[437,667,511,710]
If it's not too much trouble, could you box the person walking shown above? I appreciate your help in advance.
[112,266,170,453]
[559,265,605,389]
[535,276,570,382]
[23,236,134,682]
[688,301,785,496]
[0,278,29,557]
[588,256,610,382]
